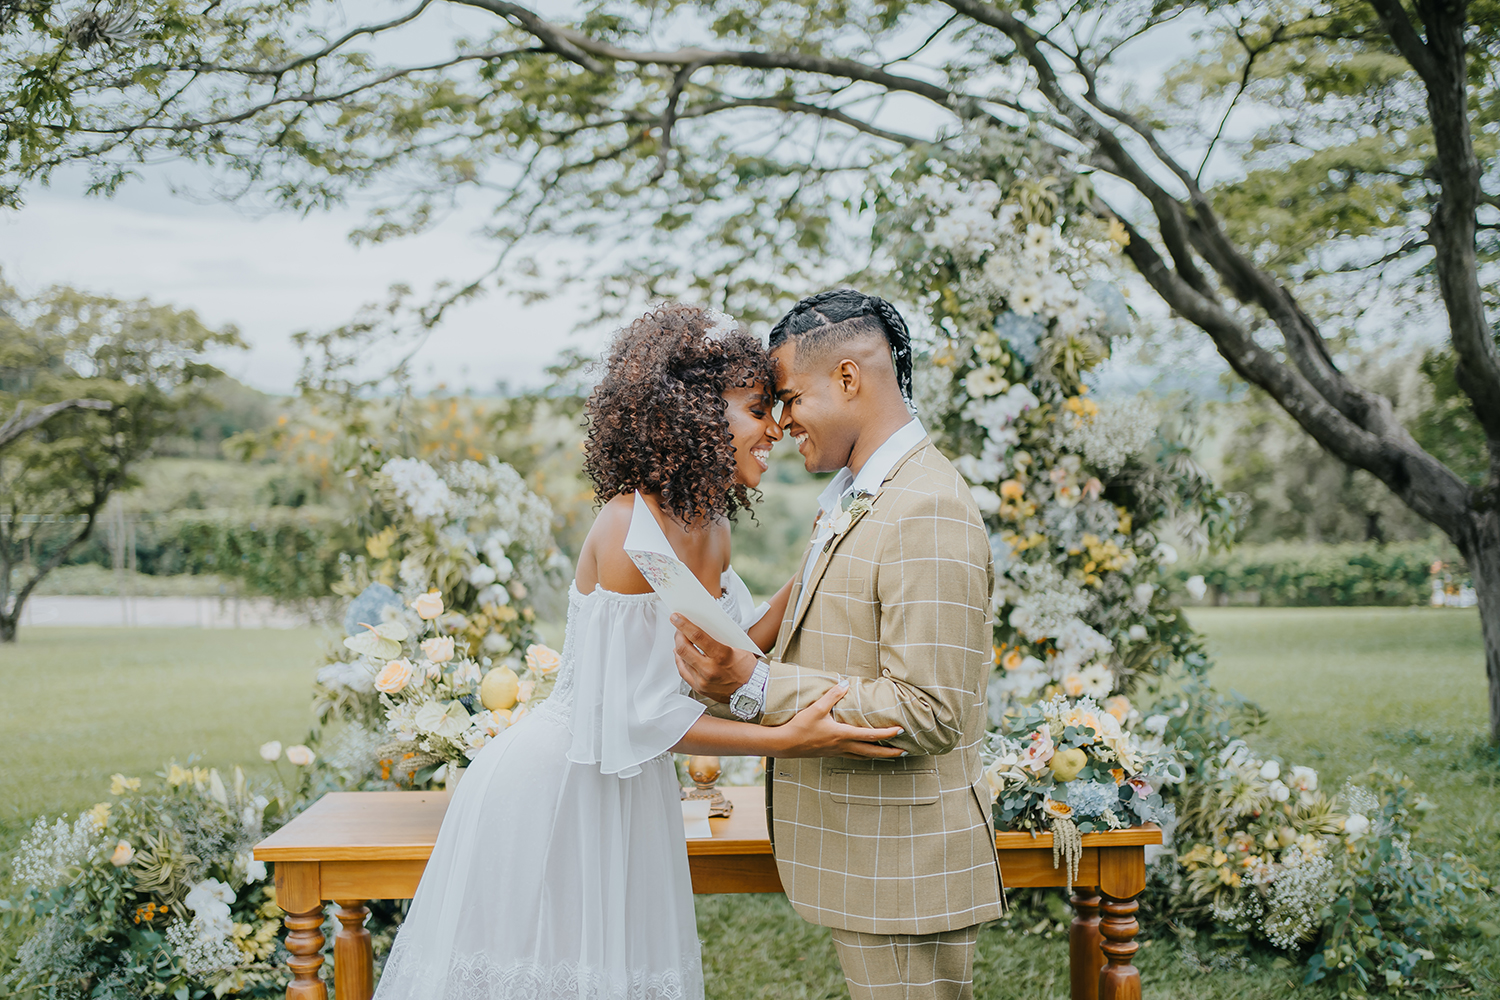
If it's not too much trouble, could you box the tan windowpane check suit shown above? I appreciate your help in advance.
[757,437,1005,997]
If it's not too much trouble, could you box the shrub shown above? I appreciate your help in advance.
[1174,541,1463,607]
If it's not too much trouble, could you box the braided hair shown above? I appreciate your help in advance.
[767,289,914,405]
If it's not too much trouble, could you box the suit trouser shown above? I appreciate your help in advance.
[829,924,980,1000]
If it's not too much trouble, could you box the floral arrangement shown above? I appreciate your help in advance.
[982,694,1182,886]
[5,763,303,998]
[310,455,564,786]
[878,163,1240,726]
[347,587,561,782]
[1158,741,1488,992]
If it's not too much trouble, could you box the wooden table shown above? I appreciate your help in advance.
[254,788,1159,1000]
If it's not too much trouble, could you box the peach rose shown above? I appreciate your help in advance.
[285,745,316,767]
[999,479,1025,501]
[375,658,415,694]
[110,841,134,867]
[411,592,444,620]
[525,643,561,674]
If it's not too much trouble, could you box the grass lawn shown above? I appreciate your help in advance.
[2,609,1496,997]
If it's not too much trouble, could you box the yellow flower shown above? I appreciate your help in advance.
[1002,649,1024,672]
[87,802,112,828]
[1042,798,1074,818]
[1107,217,1130,248]
[999,479,1025,501]
[364,526,398,560]
[167,764,191,787]
[109,774,141,795]
[1063,396,1100,419]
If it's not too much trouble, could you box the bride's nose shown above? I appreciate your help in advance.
[765,417,783,440]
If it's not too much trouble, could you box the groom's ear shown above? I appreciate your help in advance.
[835,358,862,399]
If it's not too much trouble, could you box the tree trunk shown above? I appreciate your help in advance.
[1461,509,1500,745]
[0,613,14,643]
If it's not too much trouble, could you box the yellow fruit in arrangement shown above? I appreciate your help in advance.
[1048,748,1088,783]
[480,666,520,711]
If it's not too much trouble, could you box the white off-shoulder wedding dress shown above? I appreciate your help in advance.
[373,570,766,1000]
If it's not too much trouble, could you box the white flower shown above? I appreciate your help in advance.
[1143,714,1170,735]
[489,554,514,582]
[1152,543,1178,565]
[478,583,510,607]
[452,660,482,685]
[110,840,134,866]
[421,636,455,664]
[285,745,315,767]
[1344,813,1371,839]
[258,741,282,762]
[1186,575,1207,601]
[1267,779,1291,803]
[381,458,456,521]
[468,563,498,588]
[411,592,444,620]
[1289,766,1319,793]
[1079,662,1113,699]
[1133,583,1155,606]
[970,485,1001,515]
[482,631,513,654]
[964,366,1010,399]
[398,555,428,588]
[1127,623,1148,642]
[954,454,1006,484]
[1259,760,1281,781]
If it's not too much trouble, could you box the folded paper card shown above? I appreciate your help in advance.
[624,492,760,654]
[681,798,713,839]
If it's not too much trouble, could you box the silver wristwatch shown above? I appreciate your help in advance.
[729,659,770,720]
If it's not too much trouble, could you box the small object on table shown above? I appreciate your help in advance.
[680,754,733,817]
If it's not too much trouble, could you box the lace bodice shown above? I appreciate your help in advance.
[534,568,765,778]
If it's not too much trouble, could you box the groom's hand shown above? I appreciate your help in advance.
[672,614,757,703]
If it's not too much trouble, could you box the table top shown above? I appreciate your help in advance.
[255,786,1159,863]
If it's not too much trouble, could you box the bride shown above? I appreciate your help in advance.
[373,304,902,999]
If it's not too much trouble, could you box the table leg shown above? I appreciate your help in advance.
[1098,895,1141,1000]
[1069,891,1103,1000]
[334,900,374,1000]
[284,906,328,1000]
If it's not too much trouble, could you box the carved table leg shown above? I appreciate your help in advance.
[1098,895,1141,1000]
[1069,891,1103,1000]
[334,901,375,1000]
[284,906,328,1000]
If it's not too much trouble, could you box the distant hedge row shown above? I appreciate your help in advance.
[1175,540,1463,607]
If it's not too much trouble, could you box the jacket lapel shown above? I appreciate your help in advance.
[781,437,933,645]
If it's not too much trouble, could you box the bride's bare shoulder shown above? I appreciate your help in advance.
[575,495,651,595]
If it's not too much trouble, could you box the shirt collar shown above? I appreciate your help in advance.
[817,418,926,513]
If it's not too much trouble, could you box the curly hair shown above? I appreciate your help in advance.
[584,303,775,526]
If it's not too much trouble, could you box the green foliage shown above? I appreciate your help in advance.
[1412,347,1491,487]
[1179,540,1460,607]
[0,271,243,639]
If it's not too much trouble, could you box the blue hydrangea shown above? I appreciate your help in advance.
[995,311,1046,364]
[343,583,402,636]
[1062,780,1120,818]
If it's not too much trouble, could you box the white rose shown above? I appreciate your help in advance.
[258,741,282,763]
[1133,583,1155,606]
[1344,813,1370,839]
[1153,543,1178,565]
[284,745,315,767]
[468,563,498,588]
[1185,575,1207,601]
[1267,779,1290,802]
[421,636,455,664]
[1143,714,1170,735]
[244,858,267,883]
[1127,624,1148,642]
[1290,766,1319,793]
[490,555,514,582]
[478,583,510,607]
[1259,760,1281,781]
[410,592,445,620]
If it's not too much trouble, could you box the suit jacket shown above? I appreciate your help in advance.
[760,437,1005,935]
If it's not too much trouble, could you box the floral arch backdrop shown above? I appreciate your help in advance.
[4,146,1487,995]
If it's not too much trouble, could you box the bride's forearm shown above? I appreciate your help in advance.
[747,575,796,652]
[672,714,785,757]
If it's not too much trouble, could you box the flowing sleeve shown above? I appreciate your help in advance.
[565,593,706,778]
[722,567,772,632]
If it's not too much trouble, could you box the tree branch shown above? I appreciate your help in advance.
[0,399,113,452]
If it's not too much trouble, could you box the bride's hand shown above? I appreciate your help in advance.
[776,683,906,759]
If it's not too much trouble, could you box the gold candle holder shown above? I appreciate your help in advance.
[680,754,733,817]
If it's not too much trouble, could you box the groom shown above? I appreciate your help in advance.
[673,290,1004,1000]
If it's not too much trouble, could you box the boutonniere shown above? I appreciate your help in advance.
[828,489,877,538]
